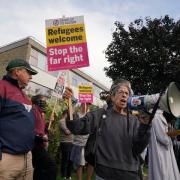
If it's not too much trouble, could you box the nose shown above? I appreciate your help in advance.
[122,92,127,97]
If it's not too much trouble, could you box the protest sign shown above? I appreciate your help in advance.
[78,85,93,103]
[53,71,67,98]
[45,16,89,71]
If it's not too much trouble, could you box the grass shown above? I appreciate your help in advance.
[56,167,95,180]
[143,165,148,180]
[56,164,148,180]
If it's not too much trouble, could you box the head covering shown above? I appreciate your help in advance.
[6,59,38,75]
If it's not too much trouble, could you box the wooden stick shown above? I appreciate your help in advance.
[48,98,57,130]
[85,103,86,114]
[67,70,73,120]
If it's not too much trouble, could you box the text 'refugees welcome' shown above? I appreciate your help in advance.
[47,26,84,44]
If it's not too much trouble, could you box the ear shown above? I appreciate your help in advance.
[11,68,21,78]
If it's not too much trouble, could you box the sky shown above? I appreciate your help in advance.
[1,0,180,88]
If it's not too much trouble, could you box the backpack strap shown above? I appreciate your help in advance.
[97,108,107,135]
[94,108,107,167]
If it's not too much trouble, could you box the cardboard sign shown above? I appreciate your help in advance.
[53,71,67,97]
[78,85,93,103]
[45,16,89,71]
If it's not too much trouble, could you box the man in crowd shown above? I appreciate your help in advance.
[70,103,94,180]
[0,58,38,180]
[148,110,180,180]
[31,94,57,180]
[59,109,73,180]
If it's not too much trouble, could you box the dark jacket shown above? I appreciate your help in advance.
[0,75,35,159]
[67,107,151,179]
[33,106,46,136]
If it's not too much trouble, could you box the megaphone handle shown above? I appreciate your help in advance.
[143,91,164,136]
[148,91,164,125]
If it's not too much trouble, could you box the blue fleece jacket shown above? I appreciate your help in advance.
[0,75,35,159]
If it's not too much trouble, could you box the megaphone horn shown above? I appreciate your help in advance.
[128,94,159,112]
[128,82,180,118]
[159,82,180,118]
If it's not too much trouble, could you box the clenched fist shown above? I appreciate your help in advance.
[63,87,73,100]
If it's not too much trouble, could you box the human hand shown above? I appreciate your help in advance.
[65,129,71,135]
[138,111,151,125]
[167,130,180,137]
[63,87,73,100]
[43,135,49,150]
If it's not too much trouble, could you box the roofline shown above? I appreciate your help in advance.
[0,36,46,54]
[71,68,109,91]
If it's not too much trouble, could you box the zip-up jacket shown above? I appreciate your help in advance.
[0,75,35,159]
[67,107,151,179]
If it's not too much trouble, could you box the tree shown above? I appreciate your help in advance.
[104,15,180,94]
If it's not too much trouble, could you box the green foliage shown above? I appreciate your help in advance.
[45,98,68,162]
[105,15,180,94]
[45,99,99,178]
[89,104,99,111]
[45,98,100,166]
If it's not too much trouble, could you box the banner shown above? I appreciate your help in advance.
[78,85,93,103]
[45,16,89,71]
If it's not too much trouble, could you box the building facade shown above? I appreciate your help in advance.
[0,37,109,107]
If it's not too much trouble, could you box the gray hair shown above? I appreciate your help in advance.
[110,80,132,96]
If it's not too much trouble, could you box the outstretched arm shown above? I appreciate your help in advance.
[133,115,151,155]
[66,112,93,135]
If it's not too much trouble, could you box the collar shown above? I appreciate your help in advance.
[2,75,20,88]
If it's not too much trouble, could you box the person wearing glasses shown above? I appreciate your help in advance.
[65,80,151,180]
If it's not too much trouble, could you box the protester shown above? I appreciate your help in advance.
[59,109,74,180]
[70,103,94,180]
[148,110,180,180]
[66,80,151,180]
[0,58,38,179]
[175,118,180,171]
[31,94,57,180]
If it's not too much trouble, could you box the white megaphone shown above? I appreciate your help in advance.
[128,82,180,118]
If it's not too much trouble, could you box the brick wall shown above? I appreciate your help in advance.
[0,44,31,79]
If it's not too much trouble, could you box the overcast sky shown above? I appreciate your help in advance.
[1,0,180,88]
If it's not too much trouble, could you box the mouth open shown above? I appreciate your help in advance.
[120,99,127,104]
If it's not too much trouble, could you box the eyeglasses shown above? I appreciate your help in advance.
[116,90,129,96]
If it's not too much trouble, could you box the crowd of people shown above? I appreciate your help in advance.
[0,58,180,180]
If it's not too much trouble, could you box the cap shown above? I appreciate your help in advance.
[6,59,38,75]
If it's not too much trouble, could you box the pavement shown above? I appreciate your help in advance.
[143,175,148,180]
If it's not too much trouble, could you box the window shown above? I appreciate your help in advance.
[29,48,47,71]
[25,82,52,97]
